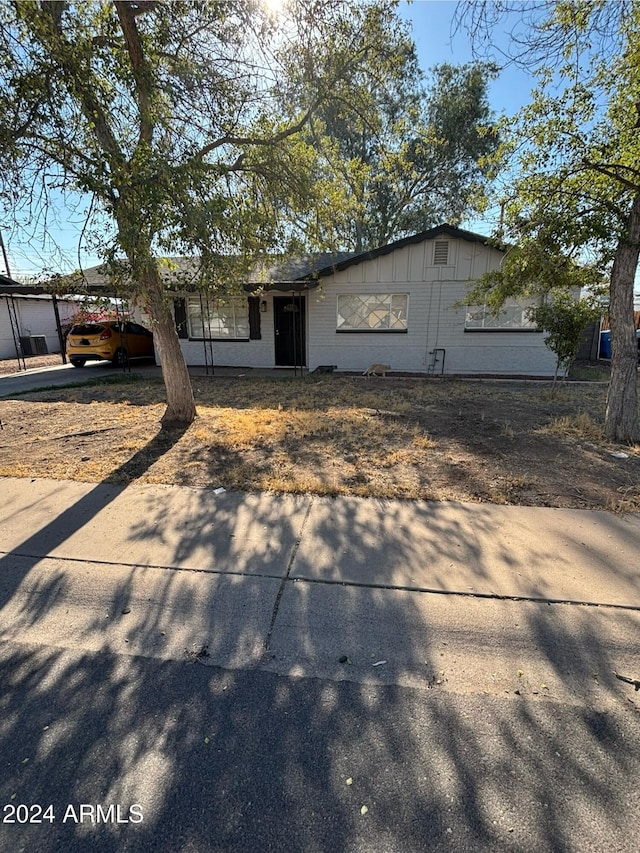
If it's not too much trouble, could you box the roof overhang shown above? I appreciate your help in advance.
[13,225,502,296]
[243,280,321,293]
[0,282,52,297]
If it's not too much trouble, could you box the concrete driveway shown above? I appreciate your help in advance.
[0,359,161,396]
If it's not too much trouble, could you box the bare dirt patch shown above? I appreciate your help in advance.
[0,373,639,510]
[0,354,65,375]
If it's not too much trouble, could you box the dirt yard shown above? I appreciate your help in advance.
[0,371,639,510]
[0,353,65,375]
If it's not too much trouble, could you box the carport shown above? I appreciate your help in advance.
[0,271,129,372]
[0,274,68,370]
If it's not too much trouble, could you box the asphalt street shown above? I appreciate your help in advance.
[2,640,639,853]
[0,470,639,850]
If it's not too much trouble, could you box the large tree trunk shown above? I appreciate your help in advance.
[605,192,640,443]
[142,261,197,427]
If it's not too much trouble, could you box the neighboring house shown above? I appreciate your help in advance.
[172,225,555,376]
[79,225,558,376]
[0,275,77,360]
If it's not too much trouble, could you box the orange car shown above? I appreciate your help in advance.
[66,321,155,367]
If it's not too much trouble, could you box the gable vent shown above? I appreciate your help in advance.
[433,240,449,265]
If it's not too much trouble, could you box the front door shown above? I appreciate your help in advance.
[273,295,306,367]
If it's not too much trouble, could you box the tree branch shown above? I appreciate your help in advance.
[42,3,124,167]
[194,107,315,161]
[114,1,154,146]
[582,159,640,192]
[193,35,379,163]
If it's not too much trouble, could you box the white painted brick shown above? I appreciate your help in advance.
[171,235,559,377]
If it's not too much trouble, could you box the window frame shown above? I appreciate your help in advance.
[336,292,409,333]
[186,294,250,341]
[464,298,541,333]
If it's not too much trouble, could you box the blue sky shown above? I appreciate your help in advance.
[398,0,537,235]
[398,0,534,119]
[7,0,535,277]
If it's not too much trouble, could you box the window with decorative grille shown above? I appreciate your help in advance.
[465,298,538,330]
[337,294,408,331]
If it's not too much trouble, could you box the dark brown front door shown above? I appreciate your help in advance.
[273,296,306,367]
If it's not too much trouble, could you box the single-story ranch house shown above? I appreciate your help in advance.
[83,225,559,377]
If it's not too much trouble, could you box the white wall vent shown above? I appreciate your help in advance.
[433,240,449,265]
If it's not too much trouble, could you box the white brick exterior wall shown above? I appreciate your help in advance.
[173,233,558,377]
[178,332,275,370]
[307,238,557,376]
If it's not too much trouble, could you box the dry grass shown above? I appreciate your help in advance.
[537,412,605,441]
[500,420,515,438]
[608,486,640,513]
[1,373,639,509]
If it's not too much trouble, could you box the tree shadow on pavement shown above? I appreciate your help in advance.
[1,444,640,850]
[1,637,639,853]
[0,424,190,618]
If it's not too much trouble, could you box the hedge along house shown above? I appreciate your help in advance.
[168,225,556,377]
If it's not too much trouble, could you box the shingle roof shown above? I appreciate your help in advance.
[250,252,358,283]
[74,252,360,293]
[41,225,500,294]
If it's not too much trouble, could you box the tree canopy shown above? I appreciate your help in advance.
[0,0,419,424]
[457,0,640,442]
[297,53,500,252]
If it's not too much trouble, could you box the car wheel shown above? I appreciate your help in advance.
[113,348,129,367]
[70,358,86,367]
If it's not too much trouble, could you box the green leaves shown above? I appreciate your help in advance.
[301,55,500,251]
[458,0,640,439]
[529,290,601,379]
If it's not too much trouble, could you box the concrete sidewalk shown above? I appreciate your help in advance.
[1,476,639,607]
[2,477,640,853]
[1,476,639,701]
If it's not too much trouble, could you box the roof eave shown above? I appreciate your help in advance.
[243,280,321,293]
